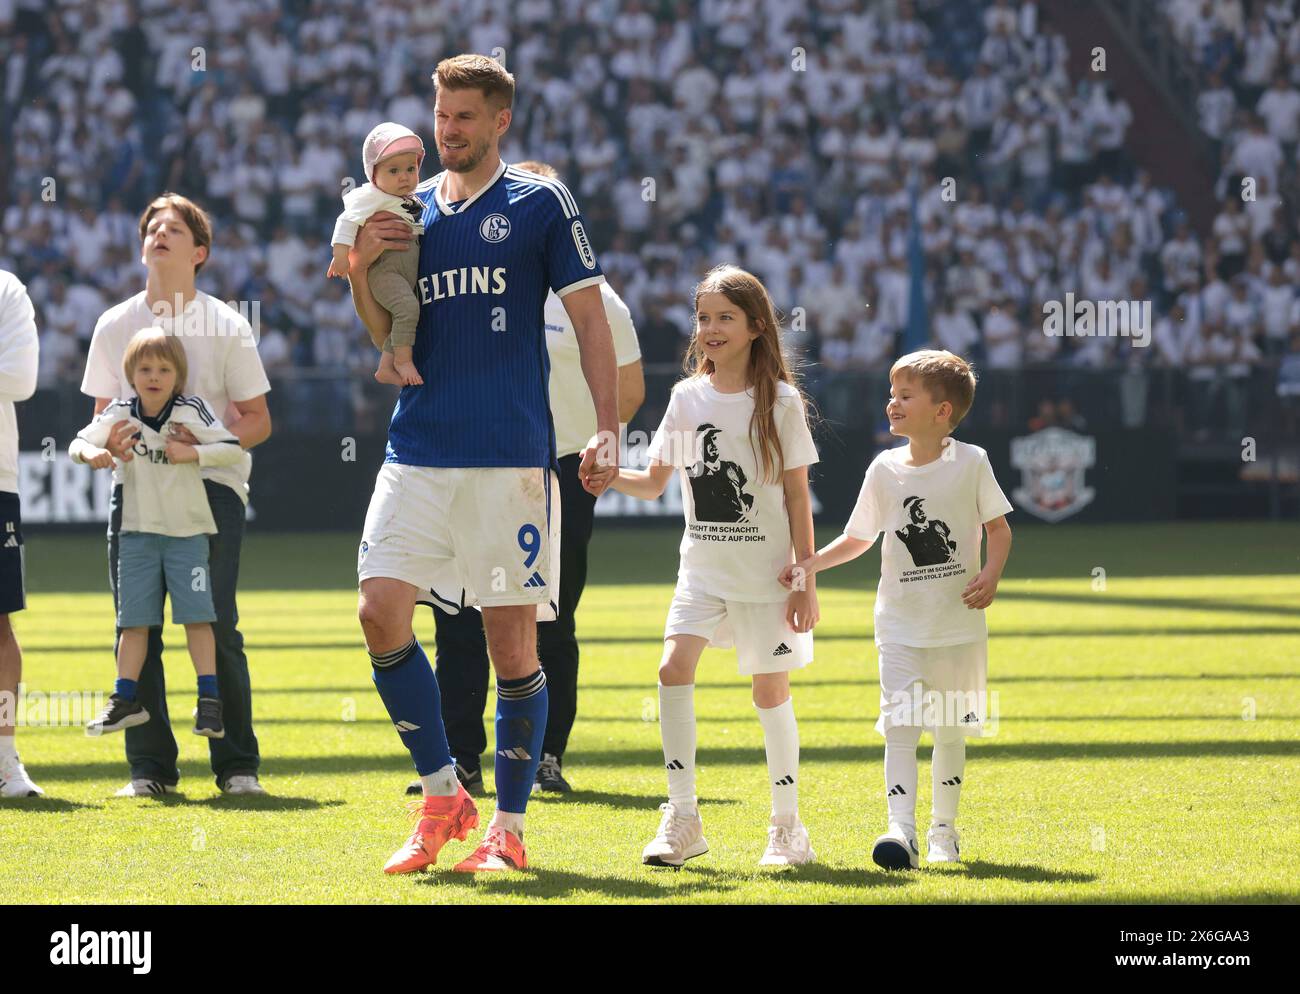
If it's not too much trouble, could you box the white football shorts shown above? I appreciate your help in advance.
[357,464,561,621]
[875,641,988,737]
[664,584,813,676]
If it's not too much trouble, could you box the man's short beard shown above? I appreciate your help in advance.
[444,137,489,173]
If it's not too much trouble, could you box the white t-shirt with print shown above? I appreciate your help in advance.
[81,291,271,504]
[647,376,818,603]
[845,439,1013,647]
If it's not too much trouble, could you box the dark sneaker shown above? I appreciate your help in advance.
[531,752,571,794]
[193,697,225,738]
[86,694,150,736]
[405,762,484,797]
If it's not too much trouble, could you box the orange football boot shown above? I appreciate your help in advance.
[383,783,479,874]
[453,825,527,872]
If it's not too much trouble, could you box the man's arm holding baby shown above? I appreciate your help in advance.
[345,212,414,350]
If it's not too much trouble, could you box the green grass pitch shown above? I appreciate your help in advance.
[2,522,1297,904]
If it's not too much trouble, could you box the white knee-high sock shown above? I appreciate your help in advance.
[755,698,799,818]
[658,683,696,809]
[931,727,967,826]
[884,724,922,831]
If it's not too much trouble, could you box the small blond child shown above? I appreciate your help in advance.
[780,350,1013,869]
[327,121,426,387]
[70,330,245,740]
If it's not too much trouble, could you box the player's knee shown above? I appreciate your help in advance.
[885,723,923,749]
[751,675,789,709]
[932,723,966,746]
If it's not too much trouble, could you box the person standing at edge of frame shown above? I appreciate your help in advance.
[403,161,644,798]
[0,269,41,798]
[80,193,273,798]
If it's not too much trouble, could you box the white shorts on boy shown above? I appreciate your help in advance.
[358,463,561,621]
[665,583,812,675]
[875,641,987,737]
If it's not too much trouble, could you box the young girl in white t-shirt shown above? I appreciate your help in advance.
[608,264,820,867]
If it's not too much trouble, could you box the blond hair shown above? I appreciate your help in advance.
[433,54,515,109]
[137,193,213,274]
[890,349,977,429]
[685,264,808,485]
[122,329,188,398]
[513,160,559,179]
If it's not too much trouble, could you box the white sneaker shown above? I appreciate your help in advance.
[0,753,44,797]
[114,778,175,798]
[221,774,267,796]
[872,822,920,870]
[759,814,815,866]
[641,801,708,867]
[927,823,961,863]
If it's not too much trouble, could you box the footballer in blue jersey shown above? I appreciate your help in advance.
[385,158,604,469]
[345,55,620,875]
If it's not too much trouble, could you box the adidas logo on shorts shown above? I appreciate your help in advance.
[961,712,979,723]
[523,571,547,588]
[772,643,792,656]
[3,536,16,548]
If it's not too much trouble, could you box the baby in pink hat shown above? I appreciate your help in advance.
[328,122,427,386]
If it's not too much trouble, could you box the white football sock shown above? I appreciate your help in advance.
[0,735,16,760]
[420,763,459,797]
[659,683,696,810]
[755,697,799,818]
[490,809,525,839]
[884,724,922,831]
[931,726,967,826]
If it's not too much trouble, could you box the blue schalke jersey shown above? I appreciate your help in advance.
[385,159,605,468]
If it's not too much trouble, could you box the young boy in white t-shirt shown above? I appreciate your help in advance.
[782,350,1013,868]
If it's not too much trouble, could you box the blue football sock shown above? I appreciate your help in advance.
[115,678,138,702]
[371,638,453,776]
[494,670,548,815]
[197,675,218,699]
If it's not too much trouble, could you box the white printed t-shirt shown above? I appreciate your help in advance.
[647,377,818,603]
[81,292,271,504]
[845,439,1012,647]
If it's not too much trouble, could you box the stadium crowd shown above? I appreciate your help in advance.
[0,0,1295,437]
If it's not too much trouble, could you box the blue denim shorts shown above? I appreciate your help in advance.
[115,532,217,628]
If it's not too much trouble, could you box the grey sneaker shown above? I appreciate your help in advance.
[221,774,266,795]
[86,694,150,736]
[193,697,225,738]
[531,752,571,794]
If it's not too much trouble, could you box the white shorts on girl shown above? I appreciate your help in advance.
[358,463,561,621]
[875,641,988,737]
[664,584,813,675]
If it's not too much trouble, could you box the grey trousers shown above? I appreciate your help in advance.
[371,240,421,352]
